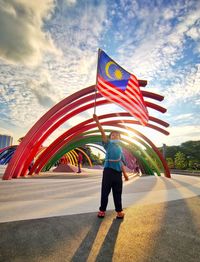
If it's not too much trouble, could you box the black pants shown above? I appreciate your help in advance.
[100,168,123,212]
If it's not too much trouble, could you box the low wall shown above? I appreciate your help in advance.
[170,169,200,176]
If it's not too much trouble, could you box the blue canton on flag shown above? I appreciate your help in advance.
[96,49,149,126]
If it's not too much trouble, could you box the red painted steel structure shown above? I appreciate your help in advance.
[28,111,169,177]
[3,85,170,180]
[24,115,169,177]
[29,117,170,178]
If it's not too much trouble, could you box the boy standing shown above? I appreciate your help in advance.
[93,114,128,219]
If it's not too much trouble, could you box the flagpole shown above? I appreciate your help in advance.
[94,48,101,115]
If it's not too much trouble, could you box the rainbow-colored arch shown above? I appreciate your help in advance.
[3,85,170,180]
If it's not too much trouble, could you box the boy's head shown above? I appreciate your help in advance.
[109,131,121,140]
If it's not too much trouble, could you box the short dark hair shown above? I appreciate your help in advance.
[108,131,121,139]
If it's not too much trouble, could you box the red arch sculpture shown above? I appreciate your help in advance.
[29,117,170,178]
[3,85,169,180]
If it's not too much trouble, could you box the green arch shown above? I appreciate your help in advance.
[43,134,156,176]
[84,129,163,173]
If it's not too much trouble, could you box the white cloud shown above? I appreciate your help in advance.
[116,1,200,82]
[162,8,175,20]
[172,113,193,121]
[133,124,200,147]
[28,69,62,107]
[0,0,60,66]
[0,71,48,128]
[64,0,77,6]
[0,127,13,137]
[164,64,200,104]
[42,1,107,94]
[165,125,200,145]
[1,0,199,149]
[195,98,200,105]
[186,26,200,40]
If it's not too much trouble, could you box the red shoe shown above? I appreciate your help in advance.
[116,211,125,219]
[97,211,105,218]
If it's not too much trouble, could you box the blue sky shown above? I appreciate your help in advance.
[0,0,199,148]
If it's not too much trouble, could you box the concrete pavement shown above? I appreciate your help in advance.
[0,168,200,223]
[0,167,200,261]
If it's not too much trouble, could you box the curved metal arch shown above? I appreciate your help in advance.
[0,146,16,154]
[75,148,93,167]
[68,151,76,166]
[71,150,78,166]
[33,111,169,173]
[23,114,169,177]
[45,134,155,176]
[123,145,155,176]
[49,130,160,176]
[46,131,162,177]
[83,129,162,174]
[0,150,14,164]
[70,151,78,166]
[34,147,47,160]
[86,144,106,155]
[3,85,169,180]
[29,119,160,176]
[66,152,73,165]
[42,147,93,172]
[21,101,168,179]
[0,146,17,165]
[30,115,170,177]
[3,86,97,179]
[15,99,108,178]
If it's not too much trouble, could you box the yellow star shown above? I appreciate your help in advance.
[114,69,123,80]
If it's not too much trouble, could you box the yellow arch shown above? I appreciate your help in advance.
[69,151,76,166]
[66,152,73,165]
[70,150,78,166]
[76,147,93,167]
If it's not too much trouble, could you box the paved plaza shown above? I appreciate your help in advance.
[0,166,200,261]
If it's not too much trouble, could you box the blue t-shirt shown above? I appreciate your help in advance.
[102,140,125,172]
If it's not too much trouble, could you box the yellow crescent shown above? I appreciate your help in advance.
[105,61,115,79]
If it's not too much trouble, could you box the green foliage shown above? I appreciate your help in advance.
[180,141,200,161]
[84,140,200,170]
[159,140,200,170]
[166,157,174,168]
[188,159,200,170]
[164,145,180,159]
[90,152,103,165]
[174,152,187,169]
[83,146,102,165]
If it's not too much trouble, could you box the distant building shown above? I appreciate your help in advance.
[0,135,13,149]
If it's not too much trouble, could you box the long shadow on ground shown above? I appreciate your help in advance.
[1,197,200,262]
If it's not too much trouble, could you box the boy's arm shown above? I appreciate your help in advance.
[122,165,129,181]
[93,114,108,143]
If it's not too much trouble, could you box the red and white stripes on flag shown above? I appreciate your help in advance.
[97,74,149,126]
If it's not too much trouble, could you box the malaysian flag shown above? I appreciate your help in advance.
[96,49,149,126]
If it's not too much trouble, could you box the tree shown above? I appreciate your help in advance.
[158,140,200,170]
[166,157,174,169]
[90,152,103,165]
[174,152,187,169]
[180,141,200,162]
[82,146,103,165]
[188,159,200,170]
[163,145,180,159]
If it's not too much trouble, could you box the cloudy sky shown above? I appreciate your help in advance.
[0,0,200,148]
